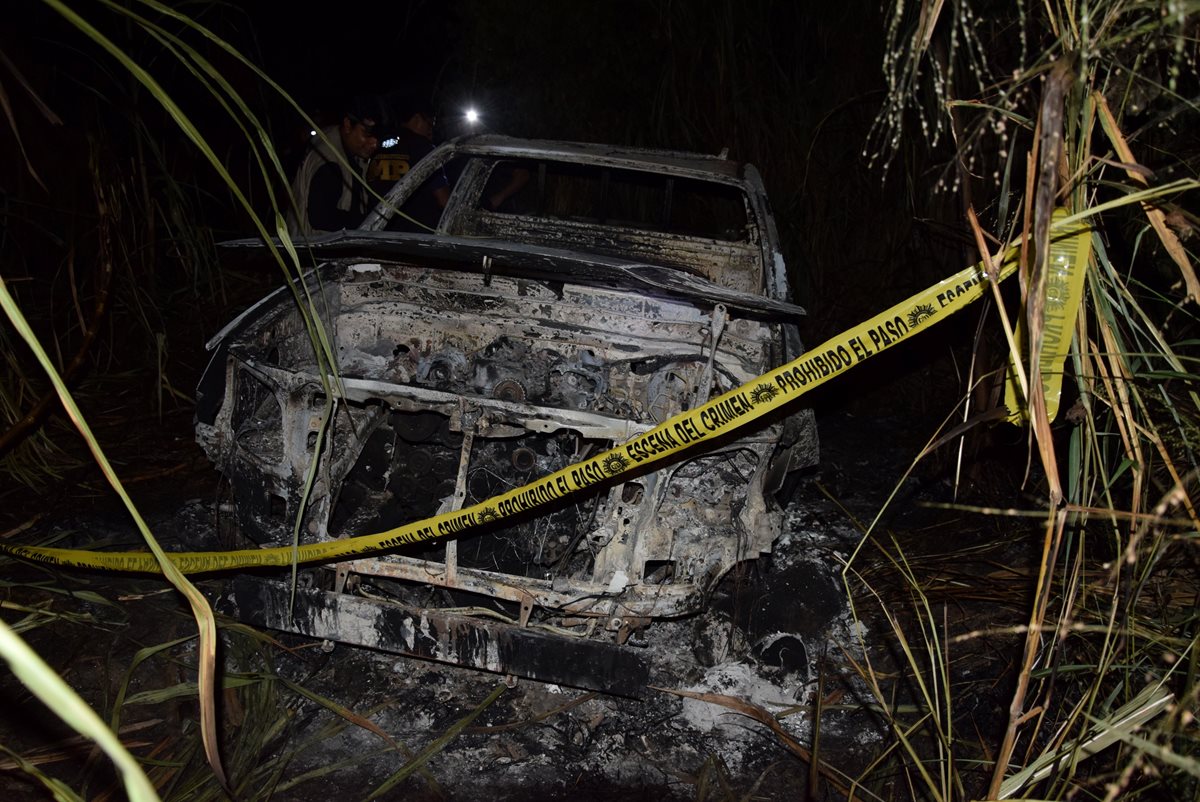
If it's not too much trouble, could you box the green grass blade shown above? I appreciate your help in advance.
[0,259,225,787]
[0,617,159,801]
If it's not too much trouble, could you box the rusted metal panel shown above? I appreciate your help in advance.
[218,576,650,698]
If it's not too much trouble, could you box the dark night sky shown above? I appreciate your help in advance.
[233,2,887,150]
[241,1,458,118]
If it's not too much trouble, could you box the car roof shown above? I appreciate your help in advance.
[445,134,748,183]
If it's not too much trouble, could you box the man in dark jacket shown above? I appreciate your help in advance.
[288,96,381,236]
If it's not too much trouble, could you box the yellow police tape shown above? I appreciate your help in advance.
[0,220,1089,576]
[1003,213,1094,424]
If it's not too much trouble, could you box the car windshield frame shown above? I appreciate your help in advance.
[361,139,759,239]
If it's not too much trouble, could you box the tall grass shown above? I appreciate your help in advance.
[842,1,1200,799]
[1,0,351,794]
[0,29,222,486]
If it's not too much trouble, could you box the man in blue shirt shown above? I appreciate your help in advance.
[372,97,450,232]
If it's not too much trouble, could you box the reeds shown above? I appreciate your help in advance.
[0,0,345,794]
[837,1,1200,799]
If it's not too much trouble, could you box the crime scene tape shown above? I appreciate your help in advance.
[1003,214,1093,423]
[0,218,1089,576]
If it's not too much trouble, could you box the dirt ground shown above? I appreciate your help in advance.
[0,387,1038,800]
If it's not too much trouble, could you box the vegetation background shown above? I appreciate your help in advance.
[1,1,1197,800]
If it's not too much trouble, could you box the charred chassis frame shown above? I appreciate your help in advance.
[198,136,818,693]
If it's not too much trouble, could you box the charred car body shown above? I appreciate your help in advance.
[198,136,818,695]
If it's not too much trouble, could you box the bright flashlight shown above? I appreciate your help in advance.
[465,108,479,124]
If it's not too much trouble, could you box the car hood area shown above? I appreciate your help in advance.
[219,231,807,320]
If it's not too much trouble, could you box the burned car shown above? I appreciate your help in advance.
[197,136,818,694]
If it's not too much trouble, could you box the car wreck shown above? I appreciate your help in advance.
[197,135,818,696]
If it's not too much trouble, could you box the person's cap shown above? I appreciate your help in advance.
[385,90,436,126]
[344,95,384,131]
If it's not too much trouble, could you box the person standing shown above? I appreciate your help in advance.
[288,96,381,236]
[371,97,450,232]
